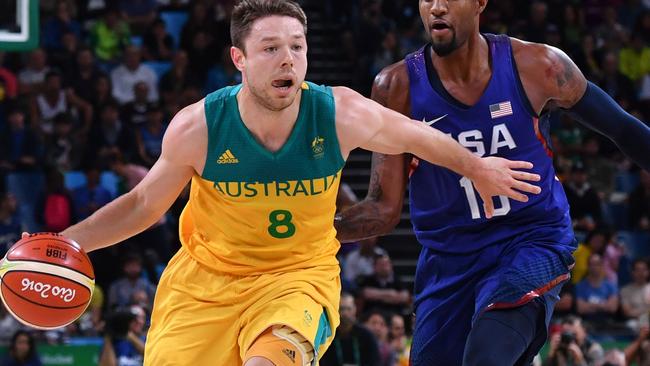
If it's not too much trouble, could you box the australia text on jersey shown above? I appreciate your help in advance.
[211,171,340,198]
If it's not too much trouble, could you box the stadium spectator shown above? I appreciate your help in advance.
[186,30,218,80]
[85,101,135,167]
[204,46,241,93]
[66,47,106,104]
[389,313,411,366]
[0,107,40,173]
[89,75,117,113]
[36,169,74,233]
[90,8,131,64]
[320,293,380,366]
[43,112,81,171]
[118,0,158,34]
[625,325,650,366]
[99,305,147,366]
[160,50,199,106]
[49,30,81,79]
[358,252,410,316]
[343,236,386,285]
[621,259,650,329]
[363,310,395,366]
[179,2,217,52]
[72,165,113,221]
[135,104,166,167]
[545,315,604,366]
[30,70,92,136]
[563,162,602,231]
[142,18,174,61]
[17,48,50,94]
[110,45,158,104]
[576,253,620,322]
[597,51,637,110]
[121,81,156,129]
[107,253,156,310]
[41,0,82,52]
[0,330,42,366]
[618,33,650,82]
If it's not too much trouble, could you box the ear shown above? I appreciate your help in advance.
[478,0,488,14]
[230,46,246,72]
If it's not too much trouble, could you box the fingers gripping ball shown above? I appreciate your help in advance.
[0,233,95,330]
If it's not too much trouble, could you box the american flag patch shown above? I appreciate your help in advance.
[489,101,513,119]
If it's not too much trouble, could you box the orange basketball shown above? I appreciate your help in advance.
[0,232,95,330]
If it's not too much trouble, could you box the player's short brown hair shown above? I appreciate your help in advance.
[231,0,307,51]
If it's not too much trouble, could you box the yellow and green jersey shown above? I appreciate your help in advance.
[179,82,345,275]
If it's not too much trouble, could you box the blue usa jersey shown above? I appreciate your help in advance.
[406,34,574,254]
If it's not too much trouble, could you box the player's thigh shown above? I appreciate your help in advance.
[144,250,242,366]
[475,243,572,315]
[411,247,489,366]
[411,287,475,366]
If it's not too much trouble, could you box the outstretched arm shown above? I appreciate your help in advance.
[60,102,207,252]
[515,40,650,171]
[336,66,410,242]
[334,86,541,221]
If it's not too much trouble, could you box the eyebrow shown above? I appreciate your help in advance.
[259,34,305,43]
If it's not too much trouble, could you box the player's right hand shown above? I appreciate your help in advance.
[470,157,541,219]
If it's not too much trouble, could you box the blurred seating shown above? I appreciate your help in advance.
[160,11,188,49]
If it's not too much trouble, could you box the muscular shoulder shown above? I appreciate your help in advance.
[162,99,208,172]
[510,37,587,110]
[372,60,410,114]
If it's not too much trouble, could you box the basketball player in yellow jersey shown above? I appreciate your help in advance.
[41,1,542,365]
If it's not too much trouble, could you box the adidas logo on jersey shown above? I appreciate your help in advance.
[217,149,239,164]
[282,348,296,363]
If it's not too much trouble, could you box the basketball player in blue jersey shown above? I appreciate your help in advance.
[335,1,650,365]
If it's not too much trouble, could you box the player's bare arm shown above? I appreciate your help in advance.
[333,84,542,225]
[59,101,208,252]
[335,62,411,242]
[514,38,650,170]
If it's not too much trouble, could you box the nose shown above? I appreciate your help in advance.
[280,46,294,69]
[429,0,449,17]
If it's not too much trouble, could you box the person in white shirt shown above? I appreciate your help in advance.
[110,45,159,104]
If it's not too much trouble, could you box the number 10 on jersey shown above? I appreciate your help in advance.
[459,177,511,219]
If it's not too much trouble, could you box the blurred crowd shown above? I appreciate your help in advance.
[0,0,649,365]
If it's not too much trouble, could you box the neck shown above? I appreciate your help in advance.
[236,84,302,150]
[430,32,489,84]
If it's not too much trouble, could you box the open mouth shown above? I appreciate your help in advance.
[431,21,451,31]
[272,79,294,91]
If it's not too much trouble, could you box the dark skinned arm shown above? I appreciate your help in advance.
[335,62,411,242]
[514,39,650,170]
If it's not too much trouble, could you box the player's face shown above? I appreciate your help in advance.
[232,15,308,112]
[419,0,485,57]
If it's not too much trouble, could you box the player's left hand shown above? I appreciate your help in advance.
[470,157,541,219]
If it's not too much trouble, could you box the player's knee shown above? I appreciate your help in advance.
[464,303,543,366]
[243,357,276,366]
[243,326,314,366]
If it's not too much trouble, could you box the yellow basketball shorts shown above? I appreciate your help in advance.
[143,248,341,365]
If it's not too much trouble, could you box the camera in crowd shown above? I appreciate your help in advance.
[560,331,576,347]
